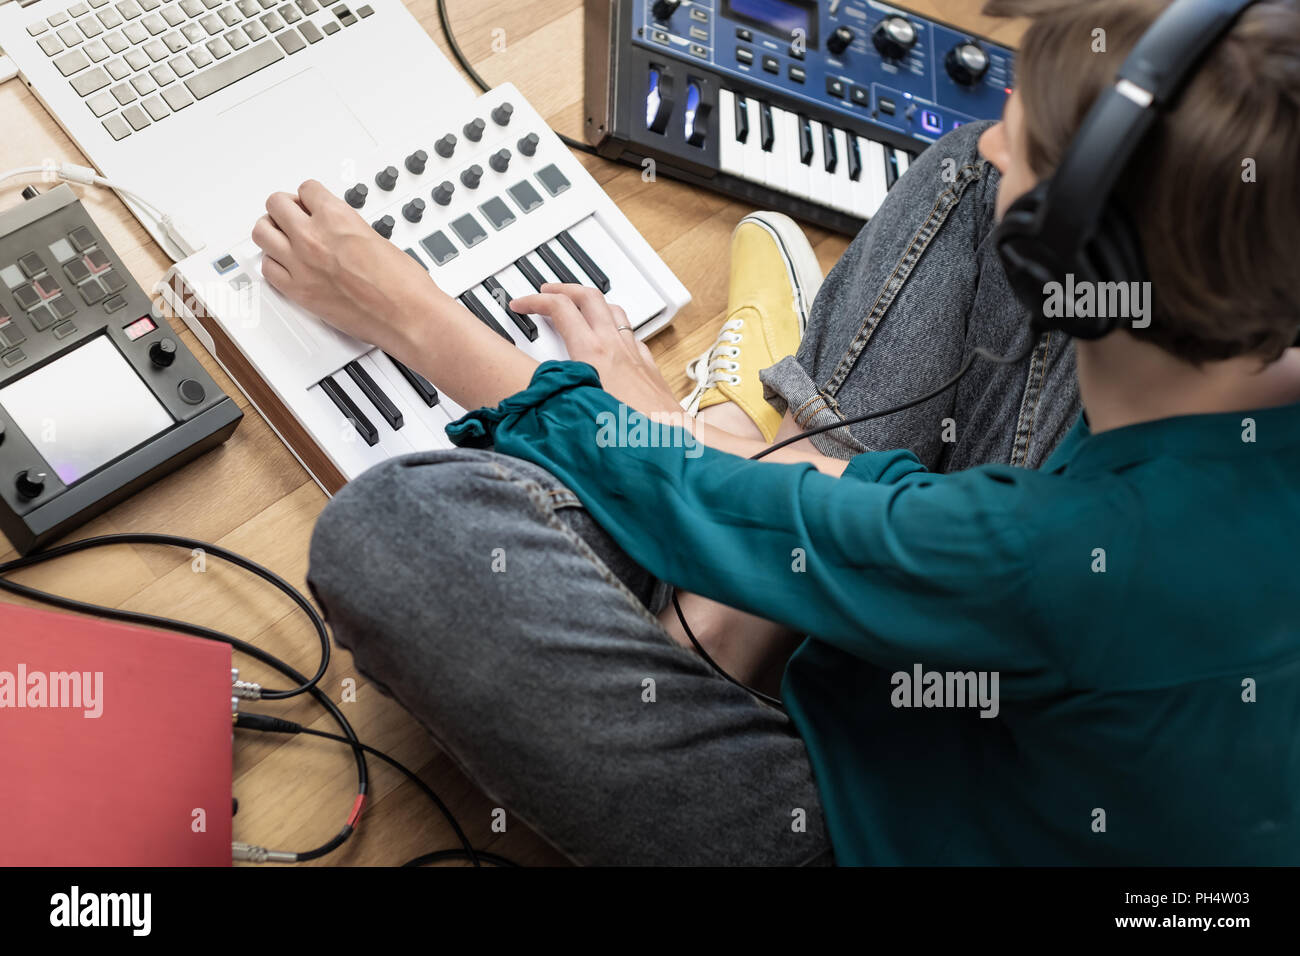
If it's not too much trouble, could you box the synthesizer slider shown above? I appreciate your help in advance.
[162,84,690,494]
[585,0,1016,234]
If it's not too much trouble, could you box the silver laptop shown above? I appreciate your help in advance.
[0,0,475,259]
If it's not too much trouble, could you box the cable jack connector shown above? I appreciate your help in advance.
[231,667,262,700]
[232,842,296,864]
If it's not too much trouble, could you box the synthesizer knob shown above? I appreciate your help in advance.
[651,0,680,20]
[432,181,455,206]
[435,134,457,158]
[402,198,426,223]
[517,132,540,156]
[827,25,854,56]
[872,15,917,60]
[463,118,485,142]
[405,149,428,174]
[149,338,177,368]
[460,164,483,189]
[15,469,46,500]
[344,183,369,209]
[372,214,395,239]
[491,102,514,126]
[375,166,399,191]
[946,41,990,86]
[489,149,511,173]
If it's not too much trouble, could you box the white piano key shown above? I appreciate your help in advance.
[567,217,668,331]
[806,120,836,210]
[783,110,809,199]
[718,87,743,177]
[372,349,468,429]
[862,137,890,218]
[332,365,419,458]
[304,380,390,477]
[761,103,787,193]
[830,128,856,214]
[894,148,910,178]
[738,96,766,186]
[492,263,569,364]
[358,351,452,452]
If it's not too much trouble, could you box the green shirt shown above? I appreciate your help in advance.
[449,361,1300,865]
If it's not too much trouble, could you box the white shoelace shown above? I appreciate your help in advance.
[681,317,745,415]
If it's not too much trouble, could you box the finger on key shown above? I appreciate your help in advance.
[251,214,293,265]
[509,292,598,354]
[296,179,336,215]
[266,190,311,237]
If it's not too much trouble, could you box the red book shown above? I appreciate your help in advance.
[0,601,232,866]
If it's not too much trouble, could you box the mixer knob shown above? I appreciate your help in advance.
[517,132,540,156]
[946,41,990,86]
[15,469,46,500]
[372,214,395,239]
[435,134,457,158]
[149,338,177,368]
[432,181,455,206]
[375,166,399,191]
[651,0,680,20]
[463,118,485,142]
[827,25,854,56]
[344,183,369,208]
[491,102,514,126]
[402,198,426,223]
[488,149,511,173]
[460,164,483,189]
[405,149,428,174]
[872,15,917,60]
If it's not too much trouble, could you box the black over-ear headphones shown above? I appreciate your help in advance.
[993,0,1263,339]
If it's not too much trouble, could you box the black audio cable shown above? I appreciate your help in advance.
[435,0,599,157]
[0,533,515,867]
[672,332,1046,708]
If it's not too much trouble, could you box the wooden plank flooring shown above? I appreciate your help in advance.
[0,0,1021,865]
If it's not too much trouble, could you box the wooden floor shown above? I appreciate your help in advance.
[0,0,1022,865]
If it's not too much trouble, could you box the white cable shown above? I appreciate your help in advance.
[0,161,205,257]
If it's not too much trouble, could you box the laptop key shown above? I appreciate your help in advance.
[122,103,151,129]
[187,46,213,67]
[206,36,232,58]
[84,38,110,61]
[219,5,241,25]
[142,94,169,120]
[225,27,249,49]
[122,21,147,42]
[184,38,282,99]
[39,34,65,55]
[161,4,185,25]
[105,57,132,79]
[103,30,127,52]
[275,27,304,53]
[71,66,111,96]
[124,47,149,69]
[54,50,91,75]
[162,30,186,51]
[87,91,117,115]
[115,0,143,18]
[110,81,136,103]
[150,63,175,84]
[161,83,193,110]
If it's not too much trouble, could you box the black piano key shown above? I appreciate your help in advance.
[320,375,378,446]
[846,135,862,181]
[460,289,513,342]
[758,101,774,151]
[797,115,814,165]
[386,353,439,407]
[483,276,538,342]
[345,360,403,430]
[822,124,838,173]
[734,93,749,143]
[555,230,611,294]
[515,255,548,292]
[536,243,581,286]
[883,148,899,189]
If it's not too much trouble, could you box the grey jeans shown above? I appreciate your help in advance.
[307,121,1081,866]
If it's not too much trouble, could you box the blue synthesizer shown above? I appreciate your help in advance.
[584,0,1016,234]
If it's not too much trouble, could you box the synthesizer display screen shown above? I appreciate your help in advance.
[722,0,819,48]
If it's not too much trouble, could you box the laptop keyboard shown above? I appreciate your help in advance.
[25,0,374,141]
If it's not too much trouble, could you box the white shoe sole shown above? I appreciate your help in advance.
[734,211,824,334]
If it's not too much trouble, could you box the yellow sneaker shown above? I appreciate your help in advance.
[681,212,823,441]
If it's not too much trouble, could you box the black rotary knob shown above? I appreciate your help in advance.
[517,132,540,156]
[375,166,399,191]
[491,102,514,126]
[372,214,395,239]
[488,149,511,173]
[16,469,46,500]
[149,337,177,368]
[463,118,485,142]
[827,25,854,56]
[460,164,483,189]
[651,0,680,20]
[872,15,917,60]
[405,149,428,174]
[344,183,368,208]
[402,198,426,223]
[435,134,457,158]
[946,41,990,86]
[432,181,455,206]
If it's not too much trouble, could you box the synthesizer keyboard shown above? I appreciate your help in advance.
[160,84,690,494]
[585,0,1016,234]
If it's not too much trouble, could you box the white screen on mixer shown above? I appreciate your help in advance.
[0,334,174,485]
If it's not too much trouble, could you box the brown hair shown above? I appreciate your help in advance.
[984,0,1300,363]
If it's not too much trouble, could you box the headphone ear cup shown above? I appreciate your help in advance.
[1072,203,1147,338]
[994,183,1061,318]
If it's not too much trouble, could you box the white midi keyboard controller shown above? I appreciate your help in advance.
[161,84,690,494]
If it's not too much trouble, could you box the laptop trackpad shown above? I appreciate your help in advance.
[215,67,375,197]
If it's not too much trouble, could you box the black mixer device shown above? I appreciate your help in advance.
[0,185,241,554]
[586,0,1017,234]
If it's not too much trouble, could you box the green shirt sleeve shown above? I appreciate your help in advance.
[448,362,1060,685]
